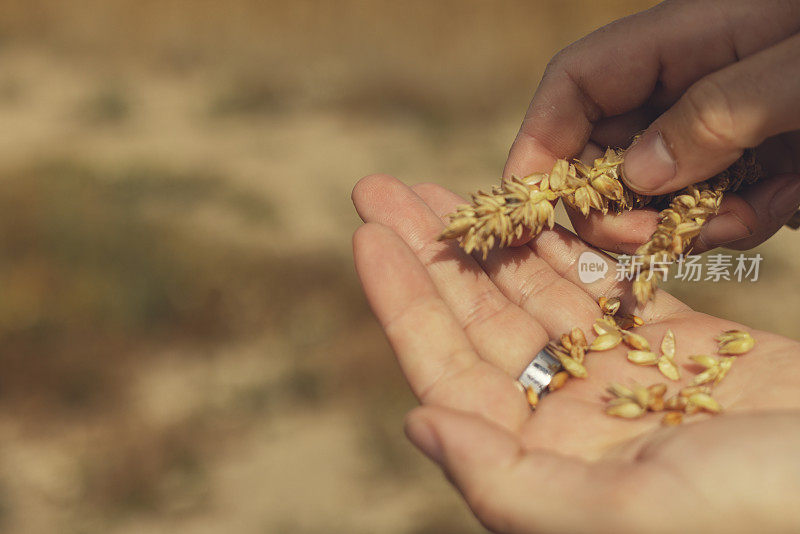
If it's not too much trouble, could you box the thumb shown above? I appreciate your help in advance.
[622,33,800,195]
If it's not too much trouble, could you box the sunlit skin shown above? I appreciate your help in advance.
[352,174,800,533]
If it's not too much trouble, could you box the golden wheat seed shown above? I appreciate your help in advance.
[684,403,701,415]
[592,174,624,200]
[627,350,659,365]
[525,386,539,409]
[607,382,635,399]
[551,351,588,379]
[716,330,749,343]
[691,367,720,386]
[607,396,636,408]
[546,341,569,360]
[689,354,718,369]
[570,327,588,348]
[549,371,569,392]
[560,333,573,351]
[570,345,586,364]
[657,356,681,381]
[647,383,667,412]
[687,392,722,414]
[679,385,711,398]
[599,296,621,316]
[716,330,755,355]
[606,401,646,419]
[648,395,665,412]
[622,331,651,351]
[664,395,688,411]
[662,412,684,426]
[632,384,651,409]
[688,354,735,386]
[715,357,734,385]
[593,316,619,336]
[661,329,676,360]
[561,358,588,379]
[590,332,622,351]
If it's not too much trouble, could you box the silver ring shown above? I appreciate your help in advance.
[517,346,563,397]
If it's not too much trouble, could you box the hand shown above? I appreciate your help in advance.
[505,0,800,254]
[352,174,800,534]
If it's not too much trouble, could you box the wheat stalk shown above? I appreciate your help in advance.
[439,147,764,305]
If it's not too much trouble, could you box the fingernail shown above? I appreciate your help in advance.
[623,130,677,193]
[769,178,800,222]
[404,415,443,464]
[698,212,752,248]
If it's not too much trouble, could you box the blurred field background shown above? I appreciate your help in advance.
[0,1,797,533]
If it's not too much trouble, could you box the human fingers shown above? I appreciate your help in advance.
[623,33,800,195]
[504,0,800,179]
[353,174,549,376]
[566,205,660,255]
[414,182,688,320]
[405,405,671,534]
[353,223,529,429]
[693,173,800,252]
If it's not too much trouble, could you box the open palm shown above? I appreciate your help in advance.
[352,174,800,534]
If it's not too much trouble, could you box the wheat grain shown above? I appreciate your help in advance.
[686,392,722,414]
[604,380,666,419]
[689,354,735,386]
[664,394,688,411]
[525,386,539,409]
[716,330,755,355]
[627,350,659,365]
[598,296,621,316]
[622,330,650,351]
[662,412,684,426]
[593,316,619,336]
[606,401,646,419]
[679,385,711,398]
[657,329,680,381]
[570,327,588,348]
[522,303,753,423]
[547,341,588,378]
[657,356,681,381]
[548,371,569,392]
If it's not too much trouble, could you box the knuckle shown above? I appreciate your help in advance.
[351,222,372,243]
[516,264,559,309]
[683,78,739,150]
[543,46,574,77]
[460,288,510,331]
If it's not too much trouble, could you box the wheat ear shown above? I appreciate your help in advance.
[439,148,764,305]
